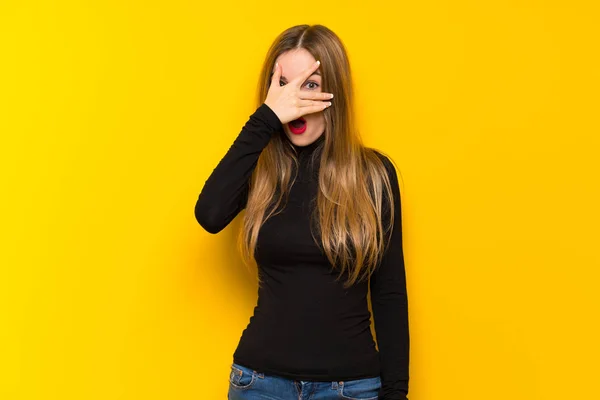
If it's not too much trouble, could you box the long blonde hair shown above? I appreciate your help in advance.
[238,24,401,289]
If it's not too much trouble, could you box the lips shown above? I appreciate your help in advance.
[288,117,307,134]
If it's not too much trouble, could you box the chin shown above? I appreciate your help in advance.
[286,133,311,145]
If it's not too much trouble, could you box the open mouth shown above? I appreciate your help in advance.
[288,117,307,134]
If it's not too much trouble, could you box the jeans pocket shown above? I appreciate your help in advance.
[339,376,381,399]
[229,363,257,390]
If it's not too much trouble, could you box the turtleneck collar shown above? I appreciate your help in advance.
[289,133,325,182]
[291,133,326,157]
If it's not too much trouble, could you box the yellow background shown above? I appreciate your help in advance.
[1,1,599,399]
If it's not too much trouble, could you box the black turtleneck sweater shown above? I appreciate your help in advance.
[194,103,409,399]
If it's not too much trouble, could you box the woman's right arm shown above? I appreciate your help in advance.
[195,59,331,234]
[194,103,282,234]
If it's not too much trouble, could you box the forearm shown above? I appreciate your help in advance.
[194,103,282,233]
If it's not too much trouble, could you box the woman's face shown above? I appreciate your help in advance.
[273,48,325,148]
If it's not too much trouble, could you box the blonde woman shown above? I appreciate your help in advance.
[195,24,410,400]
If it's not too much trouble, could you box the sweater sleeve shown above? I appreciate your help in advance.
[194,103,282,234]
[369,153,410,399]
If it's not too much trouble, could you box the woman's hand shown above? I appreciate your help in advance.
[264,60,334,125]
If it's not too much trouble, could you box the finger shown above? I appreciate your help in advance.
[270,62,281,87]
[297,99,332,109]
[292,60,321,88]
[308,102,331,114]
[298,91,334,101]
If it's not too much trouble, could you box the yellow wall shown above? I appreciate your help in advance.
[1,1,598,399]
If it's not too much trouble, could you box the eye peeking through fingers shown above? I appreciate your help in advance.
[279,80,320,90]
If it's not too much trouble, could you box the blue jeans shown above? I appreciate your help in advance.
[228,362,382,400]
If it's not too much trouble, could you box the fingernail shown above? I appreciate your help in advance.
[329,94,334,98]
[316,60,320,65]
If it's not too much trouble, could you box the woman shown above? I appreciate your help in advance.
[195,24,410,400]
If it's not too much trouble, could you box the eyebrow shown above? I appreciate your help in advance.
[272,70,321,81]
